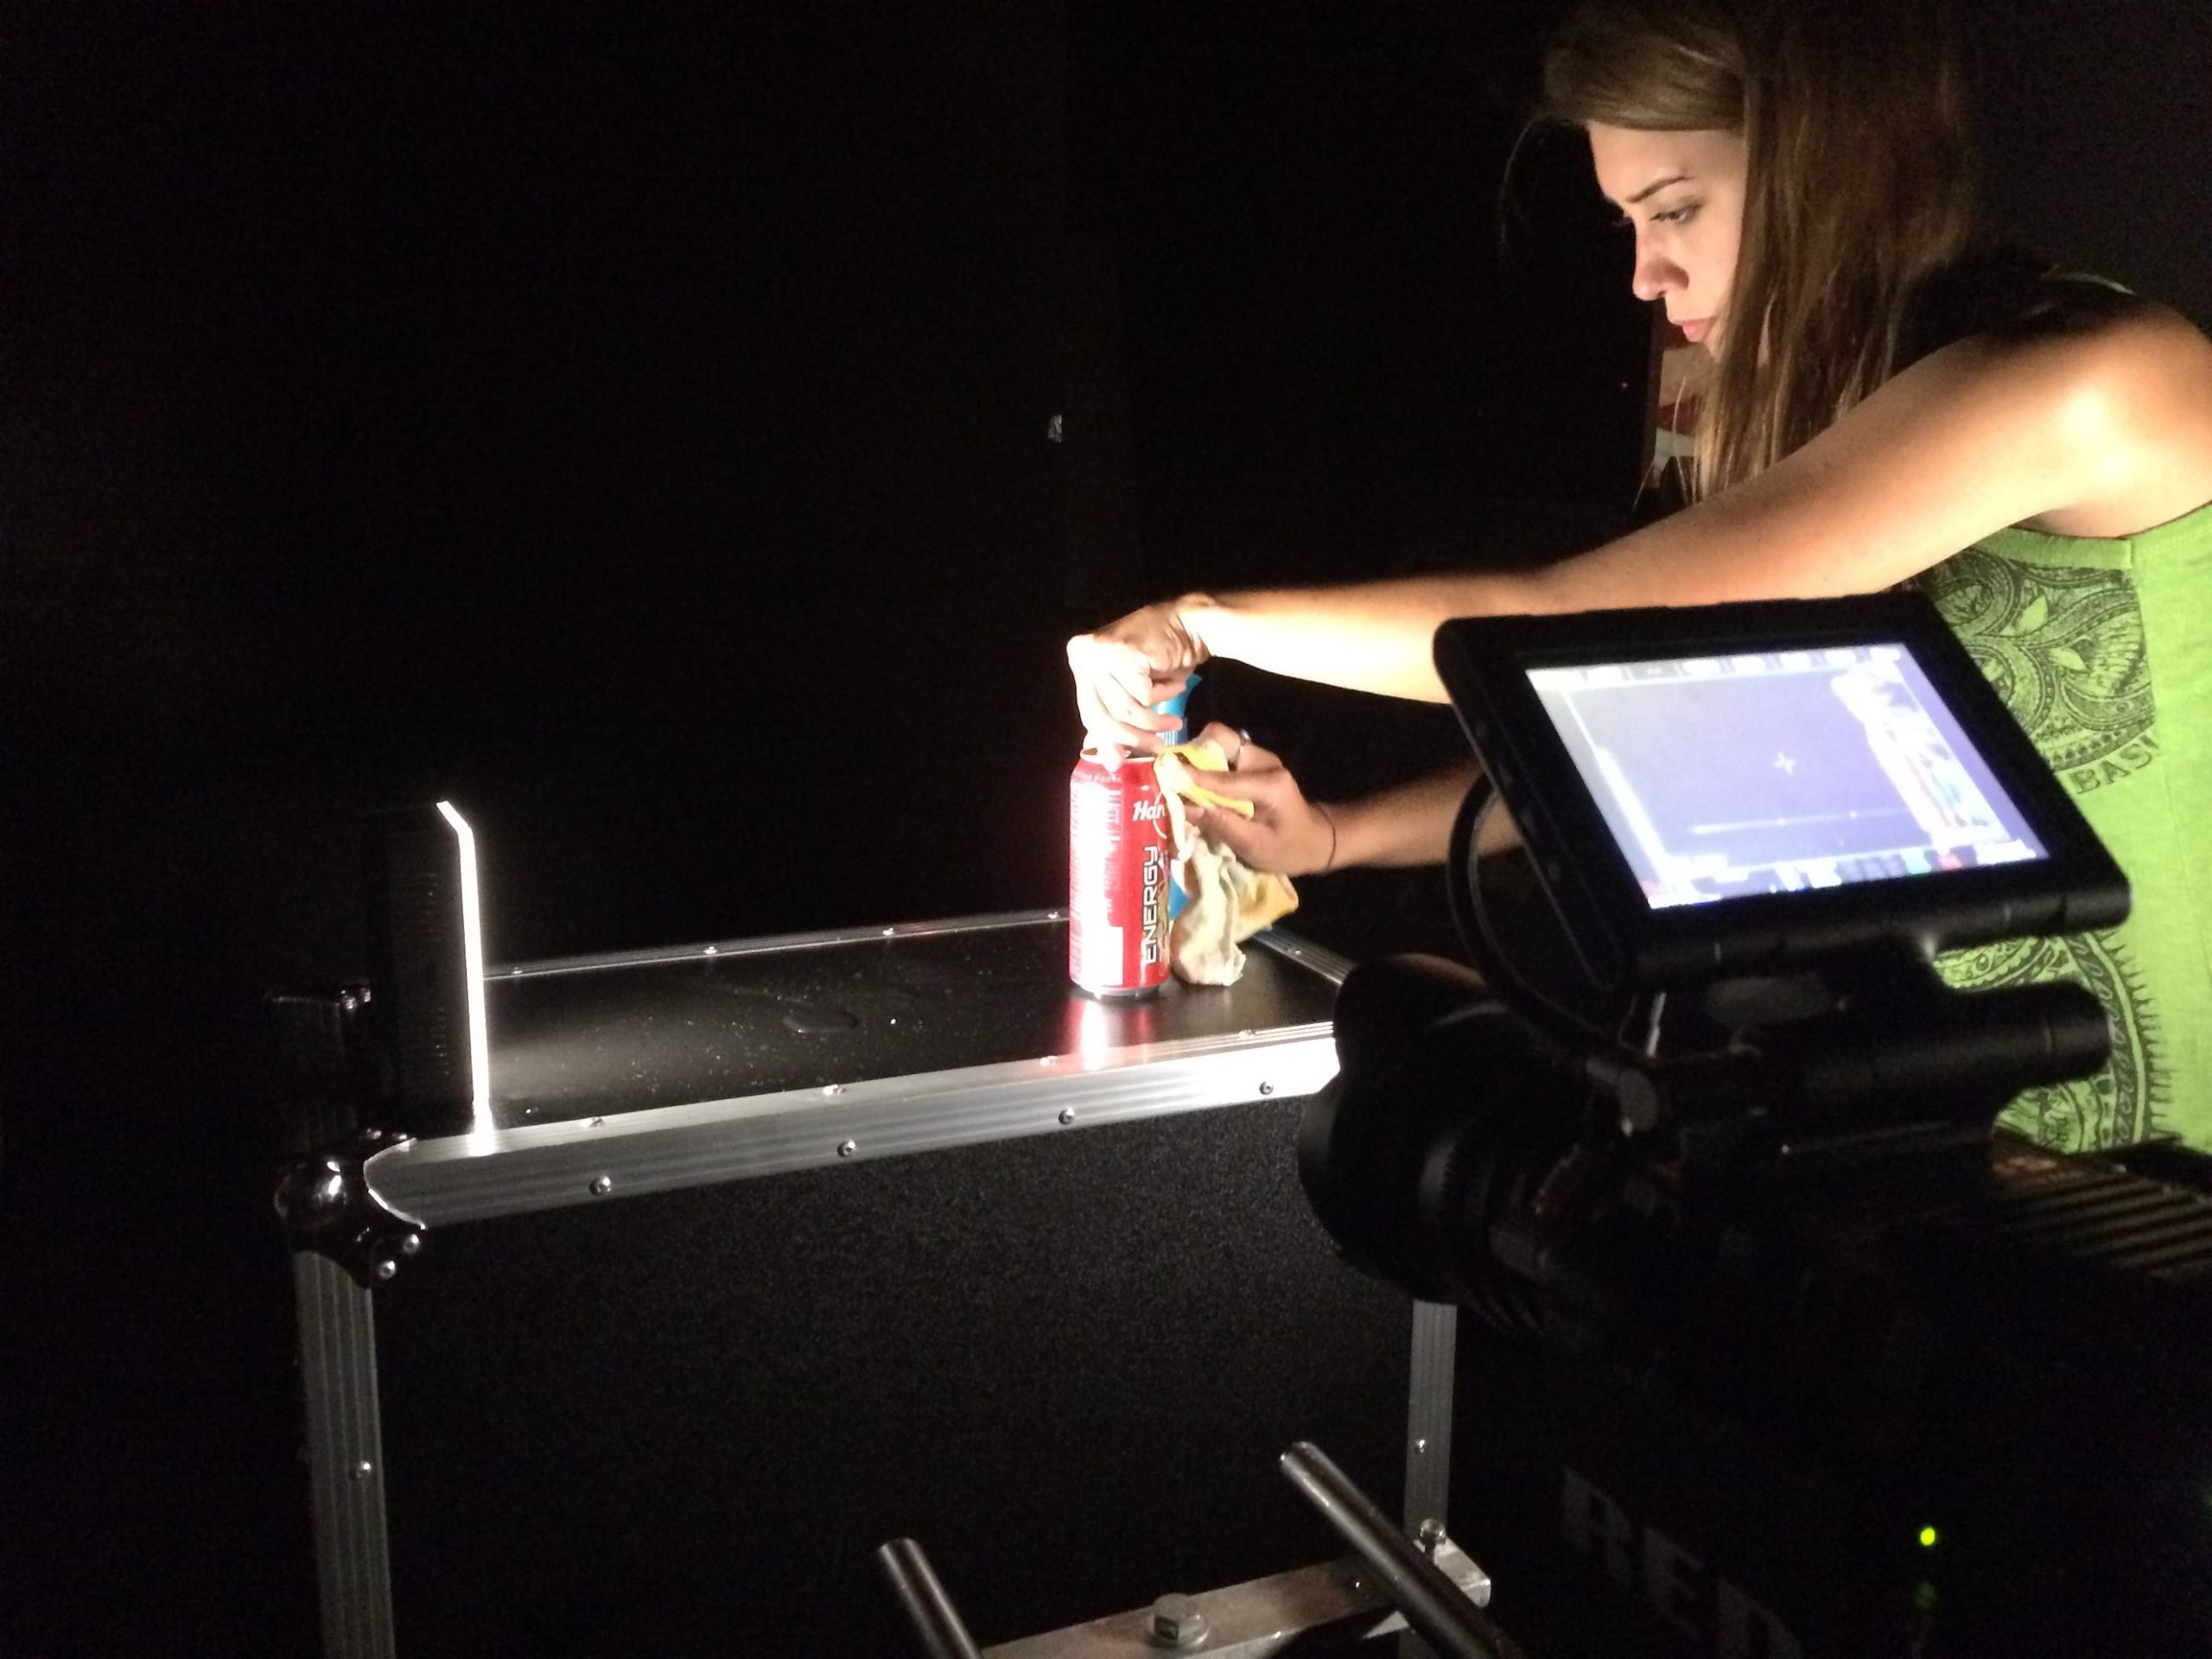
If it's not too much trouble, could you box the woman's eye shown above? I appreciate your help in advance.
[1611,204,1700,233]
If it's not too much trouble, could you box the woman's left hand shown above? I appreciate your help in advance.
[1177,722,1338,876]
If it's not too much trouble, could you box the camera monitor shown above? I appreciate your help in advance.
[1433,593,2128,988]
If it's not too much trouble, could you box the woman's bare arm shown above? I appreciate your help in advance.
[1073,303,2212,739]
[1327,760,1521,868]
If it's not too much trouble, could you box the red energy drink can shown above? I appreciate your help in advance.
[1069,749,1172,996]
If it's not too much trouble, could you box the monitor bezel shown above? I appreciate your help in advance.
[1433,593,2130,988]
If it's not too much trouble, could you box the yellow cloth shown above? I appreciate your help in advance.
[1154,741,1300,985]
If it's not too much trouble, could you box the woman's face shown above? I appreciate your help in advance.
[1586,124,1748,354]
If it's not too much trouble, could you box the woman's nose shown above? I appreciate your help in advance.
[1631,241,1682,304]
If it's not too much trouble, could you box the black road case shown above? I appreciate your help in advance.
[276,911,1453,1656]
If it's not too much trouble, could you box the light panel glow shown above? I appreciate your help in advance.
[435,800,493,1136]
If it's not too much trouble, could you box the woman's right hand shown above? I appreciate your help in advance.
[1174,723,1340,877]
[1065,599,1208,758]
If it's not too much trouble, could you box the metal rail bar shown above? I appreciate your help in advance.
[877,1537,986,1659]
[1281,1442,1525,1659]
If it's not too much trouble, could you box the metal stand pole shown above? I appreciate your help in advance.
[1281,1442,1525,1659]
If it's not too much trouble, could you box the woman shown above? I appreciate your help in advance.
[1065,0,2212,1153]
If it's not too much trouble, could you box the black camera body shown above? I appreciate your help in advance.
[1300,597,2212,1655]
[1306,950,2212,1656]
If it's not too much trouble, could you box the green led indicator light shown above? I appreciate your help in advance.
[1918,1525,1941,1548]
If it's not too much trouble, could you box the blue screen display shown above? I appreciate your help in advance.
[1527,643,2047,910]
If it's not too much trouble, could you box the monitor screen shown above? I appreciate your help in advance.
[1524,641,2048,910]
[1435,595,2126,987]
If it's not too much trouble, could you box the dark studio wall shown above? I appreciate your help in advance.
[1971,0,2212,334]
[2,2,2207,1652]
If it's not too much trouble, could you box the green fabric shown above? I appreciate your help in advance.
[1917,499,2212,1152]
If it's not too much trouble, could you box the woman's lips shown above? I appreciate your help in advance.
[1678,317,1712,345]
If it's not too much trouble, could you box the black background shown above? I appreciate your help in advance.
[3,2,2207,1651]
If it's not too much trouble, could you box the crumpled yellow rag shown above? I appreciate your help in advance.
[1153,740,1300,985]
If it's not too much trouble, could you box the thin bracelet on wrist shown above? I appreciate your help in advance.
[1314,802,1339,874]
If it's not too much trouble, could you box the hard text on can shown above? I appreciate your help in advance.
[1069,750,1173,996]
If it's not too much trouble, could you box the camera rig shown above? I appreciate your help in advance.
[1297,594,2212,1656]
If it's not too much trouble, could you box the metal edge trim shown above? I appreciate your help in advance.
[367,1027,1338,1225]
[487,909,1059,980]
[296,1253,396,1659]
[1402,1300,1459,1535]
[1250,926,1353,985]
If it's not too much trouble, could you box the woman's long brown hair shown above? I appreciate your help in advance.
[1540,0,1979,499]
